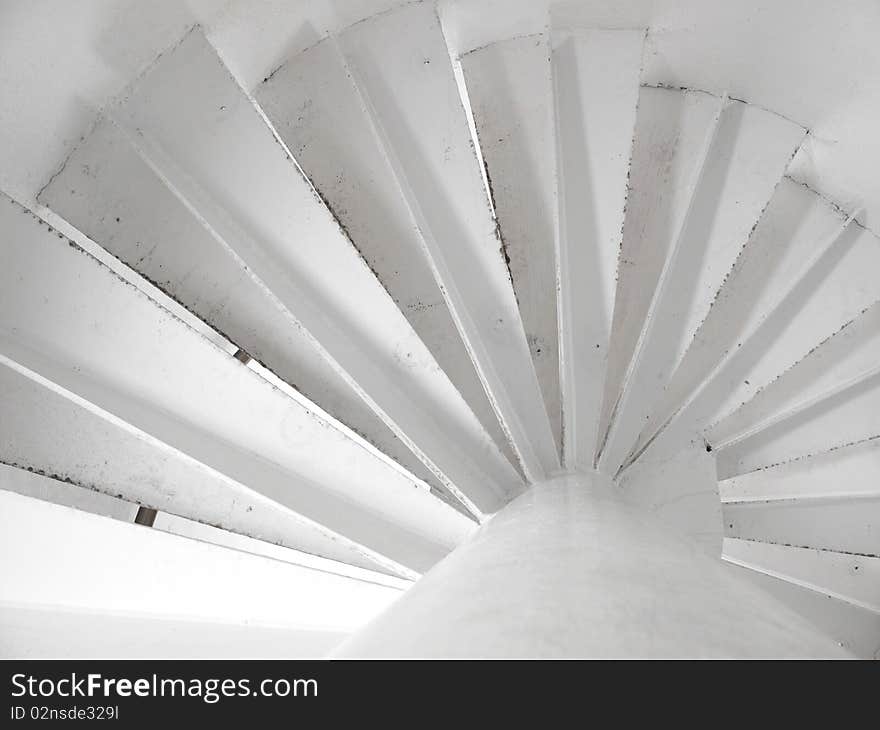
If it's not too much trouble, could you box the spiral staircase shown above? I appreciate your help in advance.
[1,0,879,657]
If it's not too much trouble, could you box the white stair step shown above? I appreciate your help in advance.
[724,561,880,659]
[633,177,849,459]
[0,360,403,576]
[0,490,404,639]
[719,437,880,503]
[149,512,410,588]
[716,368,880,478]
[0,461,414,586]
[550,27,644,469]
[710,297,880,451]
[461,32,561,454]
[599,93,805,475]
[102,28,517,515]
[337,1,559,482]
[723,537,880,614]
[708,222,880,433]
[635,217,874,469]
[597,87,724,469]
[655,101,805,371]
[255,36,518,475]
[724,497,880,556]
[38,116,450,511]
[0,196,475,573]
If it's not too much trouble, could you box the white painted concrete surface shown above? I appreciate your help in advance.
[719,437,880,503]
[0,195,474,575]
[39,115,448,503]
[0,462,138,522]
[708,222,880,433]
[1,605,348,660]
[620,443,722,554]
[0,359,404,576]
[338,2,560,482]
[601,97,804,476]
[3,0,880,657]
[635,177,850,459]
[107,28,519,515]
[723,537,880,614]
[724,497,880,557]
[461,33,561,454]
[0,462,414,588]
[711,298,880,453]
[337,475,850,657]
[4,0,880,233]
[256,37,519,480]
[598,87,719,465]
[552,28,643,470]
[724,561,880,659]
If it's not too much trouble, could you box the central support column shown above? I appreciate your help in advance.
[337,473,847,657]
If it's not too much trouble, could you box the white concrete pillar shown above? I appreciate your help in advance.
[336,473,849,657]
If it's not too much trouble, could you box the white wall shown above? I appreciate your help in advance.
[2,1,880,230]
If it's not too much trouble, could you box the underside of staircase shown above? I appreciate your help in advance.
[1,0,879,658]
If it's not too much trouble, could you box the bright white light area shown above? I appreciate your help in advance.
[0,491,406,642]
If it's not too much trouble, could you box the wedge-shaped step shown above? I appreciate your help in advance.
[460,32,561,455]
[597,87,722,467]
[599,93,805,475]
[0,373,400,577]
[632,178,850,460]
[707,223,880,432]
[40,118,450,510]
[716,370,880,480]
[725,560,880,658]
[719,437,880,503]
[723,538,880,613]
[0,491,404,638]
[724,497,880,556]
[0,196,475,574]
[255,36,517,474]
[60,28,518,515]
[40,118,454,506]
[710,296,880,451]
[709,293,880,475]
[0,463,414,586]
[550,27,643,469]
[637,219,877,469]
[337,1,559,481]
